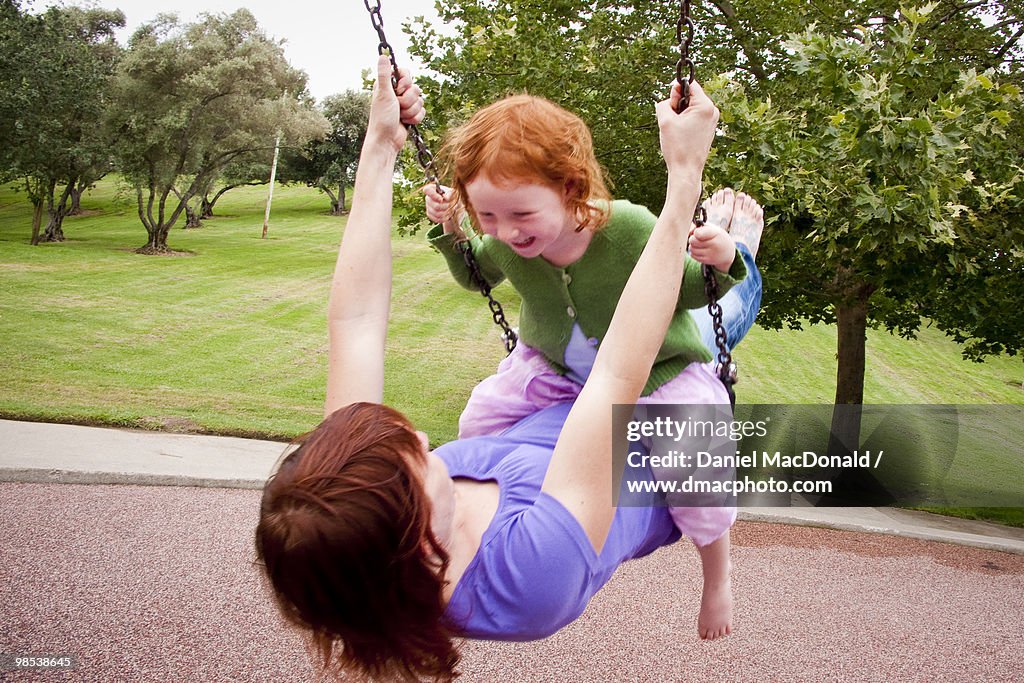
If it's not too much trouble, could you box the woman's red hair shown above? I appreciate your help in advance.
[255,402,460,682]
[441,94,611,233]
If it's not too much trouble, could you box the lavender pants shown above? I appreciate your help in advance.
[458,346,736,547]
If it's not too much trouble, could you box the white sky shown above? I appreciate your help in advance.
[34,0,446,101]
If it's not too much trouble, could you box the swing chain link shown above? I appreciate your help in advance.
[455,240,519,355]
[675,0,696,113]
[363,0,443,197]
[695,195,737,389]
[702,261,738,386]
[363,0,518,354]
[675,0,737,392]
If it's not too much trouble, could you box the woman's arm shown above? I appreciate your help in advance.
[541,82,720,552]
[324,56,424,415]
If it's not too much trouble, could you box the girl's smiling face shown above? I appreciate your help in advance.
[465,175,580,262]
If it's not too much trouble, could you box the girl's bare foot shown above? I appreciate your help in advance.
[698,578,733,641]
[695,534,733,640]
[701,187,736,231]
[729,192,764,258]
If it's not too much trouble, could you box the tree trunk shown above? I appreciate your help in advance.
[138,223,173,253]
[834,298,868,406]
[320,184,341,215]
[30,200,44,246]
[42,180,75,242]
[69,185,84,215]
[200,194,214,219]
[172,187,202,229]
[183,200,202,229]
[338,181,347,214]
[821,290,893,504]
[70,172,104,215]
[42,215,67,242]
[135,188,174,254]
[828,297,869,465]
[826,299,869,484]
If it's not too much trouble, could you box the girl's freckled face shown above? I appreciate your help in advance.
[465,176,575,260]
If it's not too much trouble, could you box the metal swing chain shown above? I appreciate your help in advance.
[362,0,518,354]
[674,0,698,114]
[674,0,737,393]
[456,240,519,354]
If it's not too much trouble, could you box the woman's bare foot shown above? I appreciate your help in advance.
[729,192,764,258]
[701,187,736,231]
[698,578,733,641]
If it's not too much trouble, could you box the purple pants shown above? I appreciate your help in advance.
[458,343,736,547]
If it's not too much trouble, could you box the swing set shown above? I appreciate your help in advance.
[361,0,737,405]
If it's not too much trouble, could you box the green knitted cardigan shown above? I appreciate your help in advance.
[428,199,746,395]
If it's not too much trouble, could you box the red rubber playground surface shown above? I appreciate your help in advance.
[1,482,1021,682]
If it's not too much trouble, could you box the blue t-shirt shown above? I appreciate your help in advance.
[437,402,680,641]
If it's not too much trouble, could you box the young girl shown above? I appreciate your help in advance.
[424,94,758,640]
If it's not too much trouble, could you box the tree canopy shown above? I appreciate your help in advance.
[707,6,1022,403]
[0,1,125,243]
[289,90,371,215]
[107,9,327,253]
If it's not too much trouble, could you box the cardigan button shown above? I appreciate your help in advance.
[566,306,576,318]
[562,272,572,285]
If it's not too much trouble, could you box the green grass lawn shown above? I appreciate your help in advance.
[1,178,1021,522]
[0,178,516,442]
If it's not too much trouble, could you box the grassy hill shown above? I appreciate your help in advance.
[1,178,1021,522]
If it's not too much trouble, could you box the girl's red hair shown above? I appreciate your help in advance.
[441,94,611,233]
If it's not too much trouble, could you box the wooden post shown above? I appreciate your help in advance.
[261,129,282,239]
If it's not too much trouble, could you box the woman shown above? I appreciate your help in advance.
[257,55,729,682]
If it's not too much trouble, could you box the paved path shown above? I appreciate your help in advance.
[1,420,1022,682]
[3,419,1021,554]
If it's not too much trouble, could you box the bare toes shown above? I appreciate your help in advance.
[712,187,734,204]
[702,188,736,230]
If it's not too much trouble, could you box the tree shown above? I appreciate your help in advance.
[290,90,371,215]
[107,10,327,253]
[707,6,1021,411]
[0,2,124,243]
